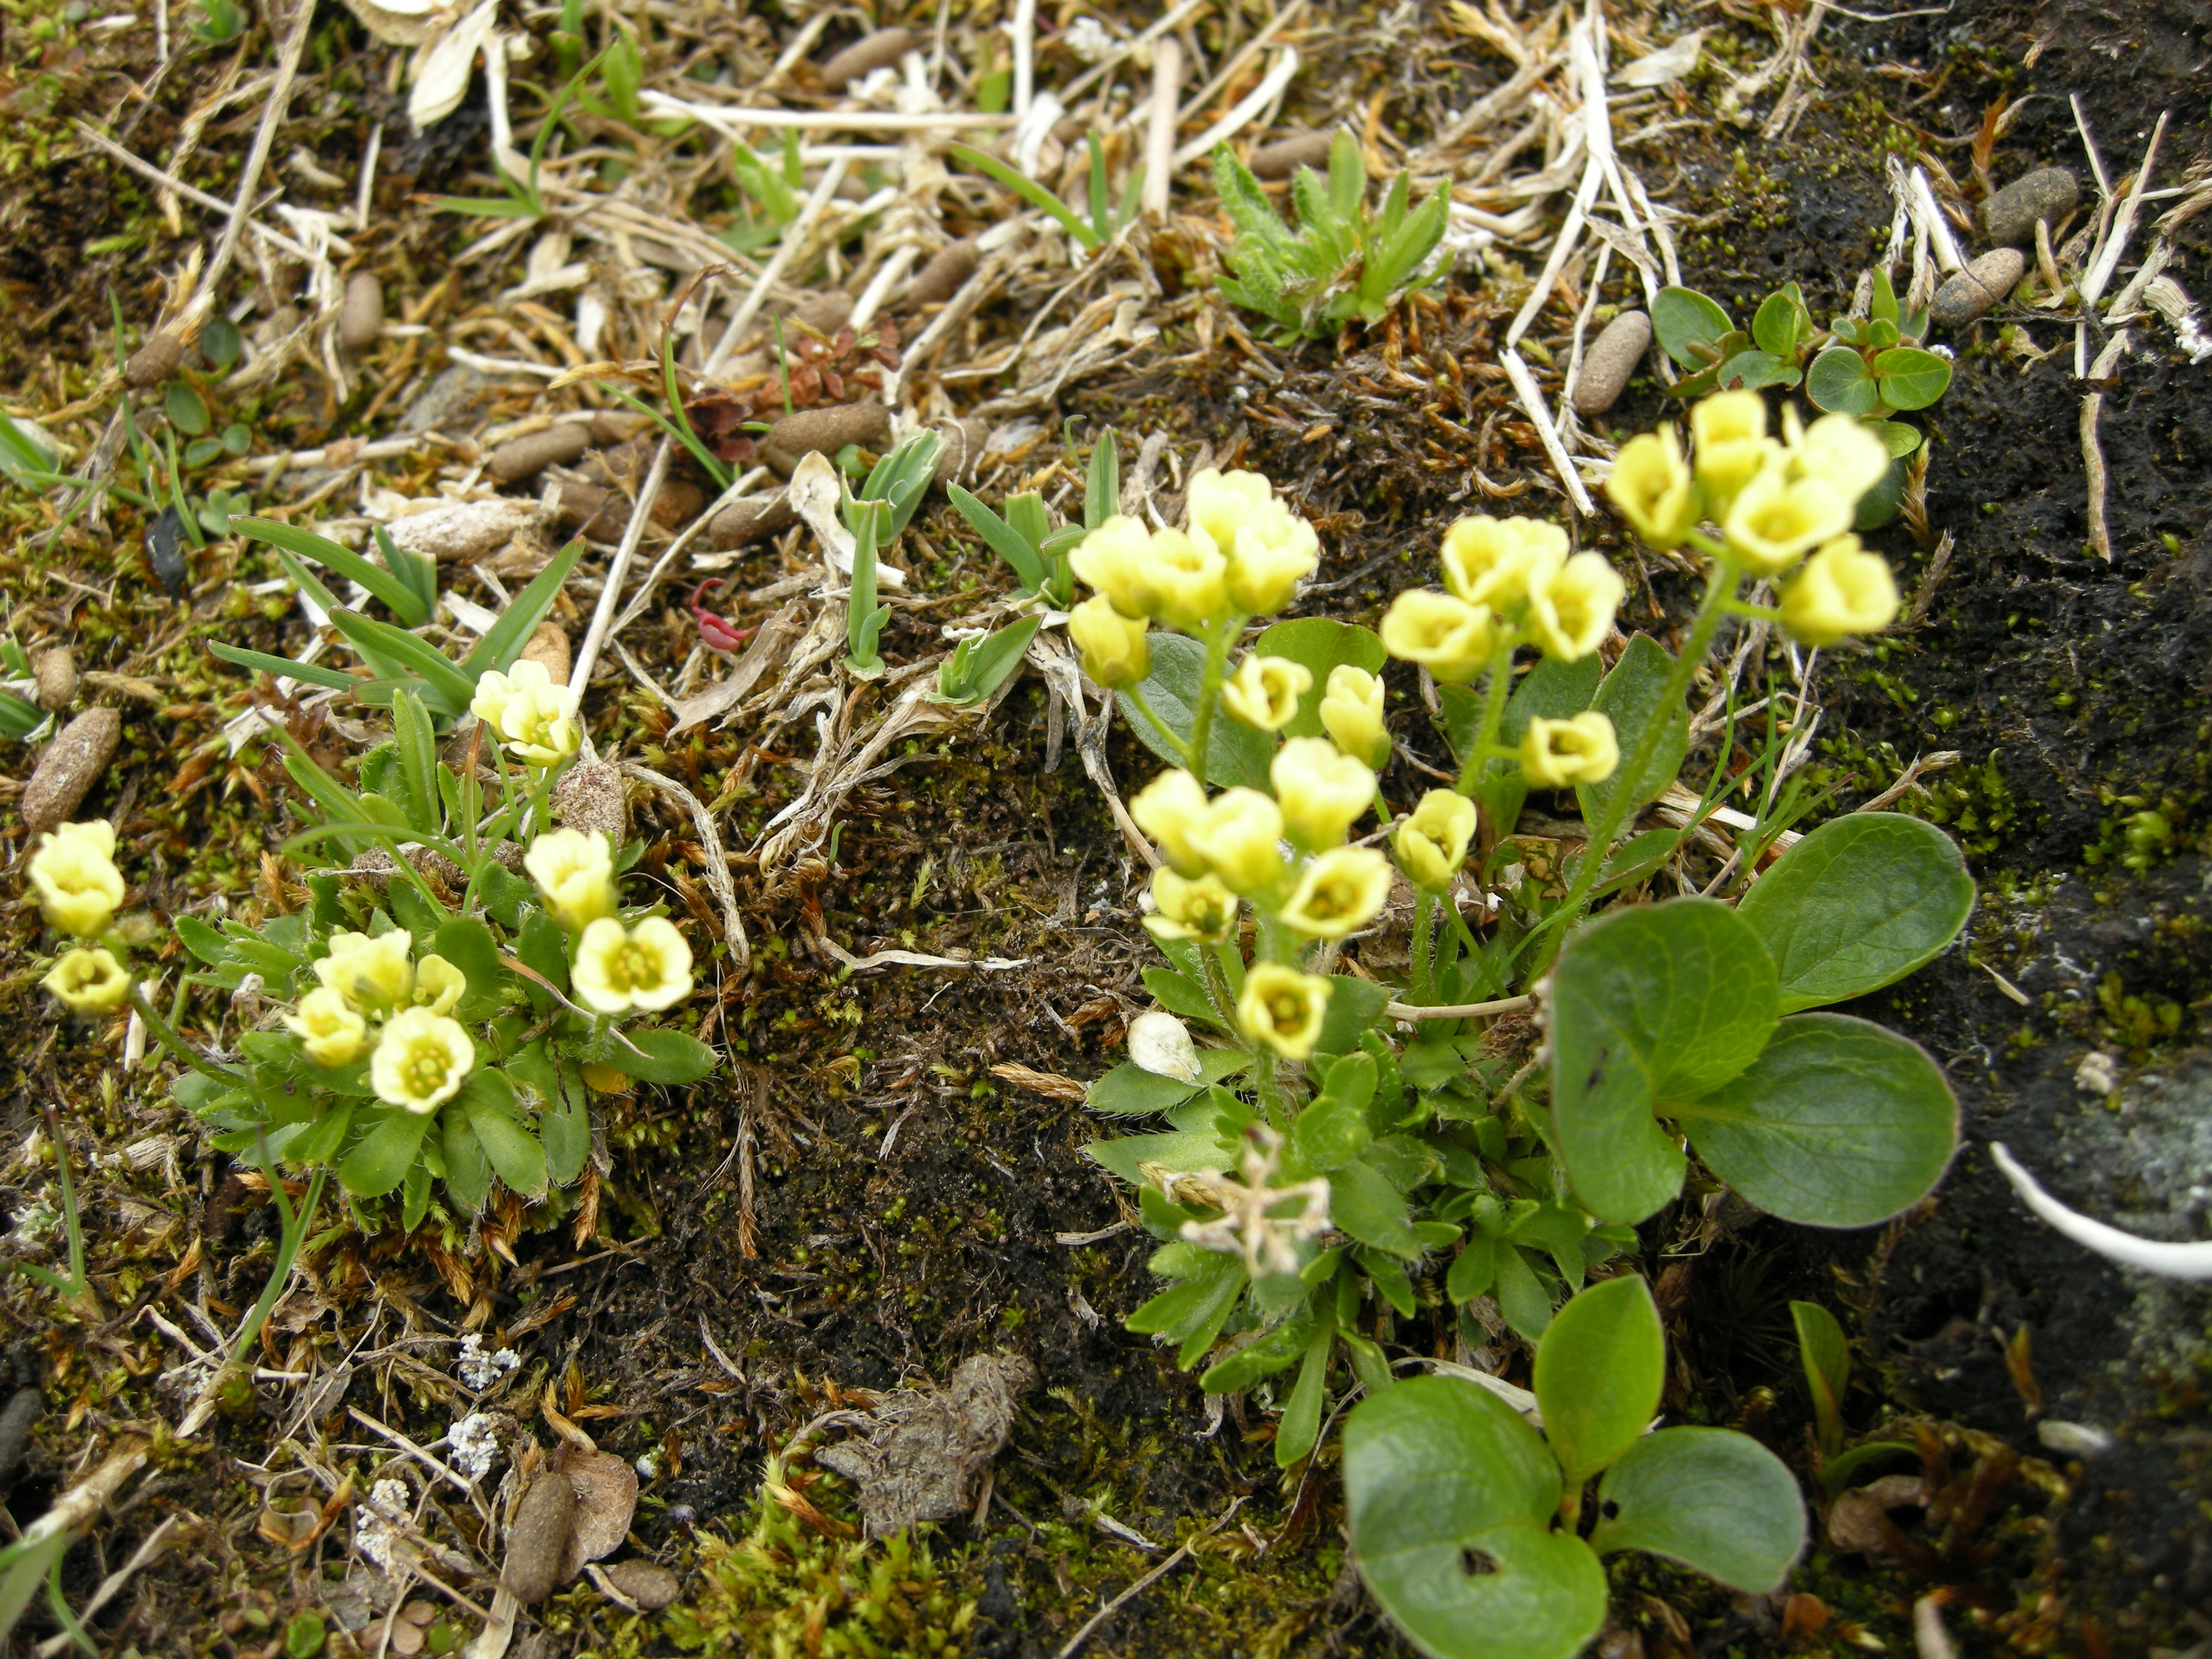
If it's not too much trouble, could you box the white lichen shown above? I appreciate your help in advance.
[455,1333,521,1391]
[356,1478,413,1572]
[447,1413,500,1482]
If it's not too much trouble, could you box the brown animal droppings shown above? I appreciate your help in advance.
[588,409,653,447]
[707,491,796,549]
[600,1559,680,1611]
[487,424,589,484]
[766,401,890,461]
[502,1468,577,1604]
[33,646,76,712]
[1249,130,1338,180]
[1929,247,2026,330]
[815,1353,1037,1538]
[518,620,571,685]
[931,416,993,487]
[124,331,182,389]
[906,238,978,309]
[22,706,120,834]
[551,758,627,843]
[1572,310,1652,415]
[1979,166,2079,248]
[339,271,384,352]
[818,26,913,90]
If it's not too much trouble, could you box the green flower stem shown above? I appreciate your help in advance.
[1122,683,1194,773]
[1197,941,1241,1036]
[1411,893,1438,1004]
[1723,598,1782,622]
[1451,634,1521,798]
[128,983,246,1087]
[229,1163,325,1365]
[1182,618,1241,791]
[1543,553,1740,948]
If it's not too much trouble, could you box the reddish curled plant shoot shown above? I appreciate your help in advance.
[690,580,753,653]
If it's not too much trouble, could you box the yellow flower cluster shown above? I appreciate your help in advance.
[1068,468,1321,688]
[471,660,581,768]
[1609,393,1900,645]
[31,821,133,1014]
[1380,513,1624,682]
[288,927,478,1110]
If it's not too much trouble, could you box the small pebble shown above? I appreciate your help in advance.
[1249,131,1338,180]
[22,706,121,834]
[1571,310,1652,415]
[503,1469,578,1604]
[123,330,182,389]
[818,25,913,89]
[765,401,890,460]
[905,238,979,310]
[518,620,571,685]
[1979,166,2079,248]
[33,645,76,712]
[706,491,795,550]
[1929,247,2026,330]
[386,1620,424,1657]
[339,270,384,352]
[601,1561,681,1612]
[487,424,589,484]
[0,1386,41,1490]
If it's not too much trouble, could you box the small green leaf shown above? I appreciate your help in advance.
[1576,634,1689,828]
[1331,1154,1423,1259]
[1290,1091,1373,1173]
[1086,1051,1251,1115]
[1804,346,1884,416]
[1494,1241,1557,1340]
[1253,618,1387,740]
[1590,1426,1806,1591]
[1274,1303,1337,1468]
[1869,267,1900,326]
[1082,1126,1233,1186]
[1651,286,1735,368]
[461,1070,547,1197]
[1679,1013,1958,1227]
[462,539,585,677]
[1084,430,1119,531]
[1735,812,1973,1012]
[232,515,432,628]
[1751,285,1809,357]
[442,1111,492,1214]
[573,1026,718,1086]
[165,382,210,435]
[1201,1308,1314,1392]
[1869,419,1925,459]
[1127,1250,1245,1368]
[1713,349,1801,392]
[1533,1275,1664,1483]
[337,1109,432,1198]
[1447,1234,1498,1303]
[1871,346,1952,411]
[1345,1377,1607,1659]
[1118,634,1274,789]
[1791,1300,1850,1454]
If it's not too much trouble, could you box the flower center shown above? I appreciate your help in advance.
[615,942,660,991]
[401,1042,450,1095]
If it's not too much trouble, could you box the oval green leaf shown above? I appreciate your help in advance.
[1735,812,1974,1012]
[1577,634,1689,828]
[1714,349,1799,392]
[1253,617,1386,740]
[1680,1013,1958,1227]
[1346,1377,1606,1659]
[1533,1276,1665,1484]
[337,1109,431,1198]
[1872,346,1952,411]
[1589,1426,1806,1591]
[573,1025,718,1086]
[1751,285,1808,357]
[1086,1049,1251,1115]
[1651,286,1734,368]
[1804,346,1882,416]
[1118,633,1274,790]
[1548,899,1778,1223]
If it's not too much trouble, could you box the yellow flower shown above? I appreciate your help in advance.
[370,1006,474,1115]
[1138,526,1229,631]
[1782,406,1893,504]
[1187,469,1320,614]
[524,829,617,932]
[285,985,369,1067]
[1520,712,1619,787]
[29,821,126,938]
[469,659,581,769]
[1237,964,1333,1061]
[1690,391,1772,517]
[43,946,129,1013]
[1279,847,1392,940]
[1319,665,1389,768]
[1220,655,1312,732]
[572,916,694,1014]
[412,954,467,1016]
[314,929,414,1013]
[1271,737,1374,849]
[1379,590,1496,683]
[1607,427,1699,551]
[1143,867,1239,944]
[1721,460,1851,576]
[1395,789,1475,890]
[1070,514,1156,619]
[1526,552,1624,662]
[1439,515,1567,613]
[1131,769,1210,875]
[1779,535,1900,646]
[1191,787,1287,895]
[1068,595,1150,689]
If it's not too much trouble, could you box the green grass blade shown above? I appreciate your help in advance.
[462,538,584,677]
[949,143,1100,251]
[327,612,477,707]
[1087,134,1110,242]
[947,484,1046,593]
[271,547,343,618]
[207,641,362,693]
[233,516,429,624]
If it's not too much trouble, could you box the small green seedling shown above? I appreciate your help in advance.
[948,429,1116,608]
[839,430,943,679]
[933,617,1042,706]
[433,55,600,220]
[1791,1298,1850,1457]
[722,133,806,255]
[948,136,1144,254]
[1212,130,1449,342]
[574,22,691,138]
[599,332,735,491]
[1345,1277,1807,1659]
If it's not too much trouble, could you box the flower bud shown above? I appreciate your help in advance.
[1237,964,1332,1061]
[1070,514,1156,619]
[1128,1010,1203,1084]
[1144,867,1239,944]
[1139,526,1230,630]
[1439,515,1567,613]
[43,946,129,1013]
[1220,655,1312,732]
[315,929,415,1013]
[1779,534,1900,646]
[1271,737,1374,849]
[1721,460,1850,575]
[1783,406,1892,504]
[1607,427,1699,550]
[1690,391,1771,518]
[1191,787,1287,895]
[470,659,581,769]
[1319,665,1390,768]
[1068,595,1150,688]
[1380,590,1495,683]
[1279,847,1392,939]
[1131,769,1210,875]
[1395,789,1475,891]
[371,1006,475,1114]
[1520,711,1619,787]
[28,821,125,938]
[1525,552,1624,662]
[285,985,369,1067]
[524,829,618,932]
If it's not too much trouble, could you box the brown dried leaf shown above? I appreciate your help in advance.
[553,1446,639,1580]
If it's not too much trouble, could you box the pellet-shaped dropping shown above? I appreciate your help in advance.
[818,27,914,89]
[487,424,589,484]
[21,706,120,834]
[1249,131,1337,180]
[33,646,76,712]
[338,272,384,352]
[124,331,182,389]
[765,401,891,460]
[1979,168,2079,249]
[1571,310,1653,415]
[906,239,979,310]
[518,620,571,685]
[1929,247,2026,330]
[502,1470,577,1605]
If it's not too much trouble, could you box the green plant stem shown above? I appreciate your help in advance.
[12,1104,88,1300]
[1543,551,1739,948]
[1197,943,1241,1037]
[1452,635,1520,797]
[1183,620,1240,791]
[128,983,247,1087]
[1411,893,1438,1004]
[229,1164,325,1365]
[1121,683,1194,773]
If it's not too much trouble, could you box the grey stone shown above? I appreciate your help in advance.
[1979,166,2079,248]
